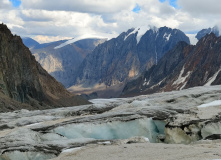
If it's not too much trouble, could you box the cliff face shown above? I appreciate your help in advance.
[0,24,89,112]
[122,33,221,97]
[28,38,105,87]
[71,27,189,96]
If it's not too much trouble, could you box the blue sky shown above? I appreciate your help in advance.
[133,0,178,13]
[133,4,141,13]
[9,0,21,7]
[159,0,178,8]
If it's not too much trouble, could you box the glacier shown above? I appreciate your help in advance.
[54,33,116,49]
[1,85,221,159]
[53,118,165,143]
[124,26,156,44]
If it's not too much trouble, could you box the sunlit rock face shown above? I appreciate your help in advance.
[1,85,221,159]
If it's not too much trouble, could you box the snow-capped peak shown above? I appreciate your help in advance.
[54,33,117,49]
[124,26,158,44]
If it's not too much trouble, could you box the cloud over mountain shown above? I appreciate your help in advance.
[1,0,221,43]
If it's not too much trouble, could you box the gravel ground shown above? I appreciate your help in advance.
[52,140,221,160]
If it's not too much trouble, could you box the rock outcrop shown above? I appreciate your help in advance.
[0,23,89,112]
[122,33,221,97]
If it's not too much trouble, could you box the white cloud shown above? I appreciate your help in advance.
[0,0,12,9]
[33,35,72,43]
[178,0,221,16]
[1,0,221,43]
[20,0,136,14]
[17,9,118,39]
[0,9,24,30]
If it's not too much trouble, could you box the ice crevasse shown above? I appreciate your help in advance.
[53,118,166,143]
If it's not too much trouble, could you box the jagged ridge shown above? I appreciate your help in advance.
[72,26,190,97]
[122,33,221,97]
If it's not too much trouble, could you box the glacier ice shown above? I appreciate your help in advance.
[53,118,165,143]
[201,121,221,139]
[1,85,221,159]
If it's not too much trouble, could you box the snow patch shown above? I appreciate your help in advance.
[163,33,171,41]
[62,147,82,153]
[26,122,42,127]
[180,81,188,90]
[143,78,150,86]
[54,33,116,49]
[205,69,221,86]
[136,26,151,44]
[197,100,221,108]
[150,78,165,89]
[124,26,151,44]
[124,28,138,41]
[173,66,191,87]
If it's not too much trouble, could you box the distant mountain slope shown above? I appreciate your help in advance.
[122,33,221,97]
[22,37,40,49]
[23,37,106,87]
[0,24,89,112]
[196,26,219,40]
[70,26,190,97]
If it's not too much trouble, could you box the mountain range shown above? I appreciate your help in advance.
[22,25,221,99]
[122,33,221,97]
[22,37,106,87]
[68,26,190,97]
[196,26,219,40]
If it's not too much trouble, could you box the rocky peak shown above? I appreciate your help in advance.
[22,37,40,49]
[0,23,12,36]
[122,32,221,97]
[71,26,190,98]
[196,26,219,40]
[198,32,218,45]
